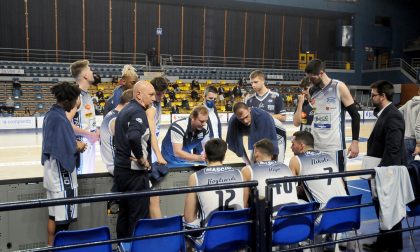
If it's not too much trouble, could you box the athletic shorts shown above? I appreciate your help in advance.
[47,189,78,225]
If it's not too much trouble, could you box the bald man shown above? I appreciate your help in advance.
[113,81,156,238]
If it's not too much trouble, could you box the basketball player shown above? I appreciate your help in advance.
[242,138,298,212]
[305,59,360,173]
[184,138,247,245]
[41,82,86,246]
[70,60,100,174]
[246,70,287,162]
[103,64,138,115]
[100,89,133,176]
[146,77,169,165]
[289,131,347,206]
[293,77,314,132]
[161,105,209,166]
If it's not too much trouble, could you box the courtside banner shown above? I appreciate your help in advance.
[171,113,189,122]
[0,117,36,129]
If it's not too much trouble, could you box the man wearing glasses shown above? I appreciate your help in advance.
[304,59,360,174]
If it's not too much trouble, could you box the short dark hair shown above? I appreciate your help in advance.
[204,86,218,97]
[205,138,227,162]
[370,80,394,101]
[150,77,169,92]
[293,131,314,148]
[50,82,81,112]
[254,138,274,157]
[305,59,325,75]
[119,89,133,105]
[232,101,248,114]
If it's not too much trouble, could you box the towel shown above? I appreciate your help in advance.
[374,166,415,230]
[41,104,77,172]
[226,108,278,157]
[149,162,169,182]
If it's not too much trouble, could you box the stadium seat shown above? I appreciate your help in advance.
[53,226,112,252]
[119,215,185,252]
[190,208,251,252]
[272,202,317,246]
[315,194,362,250]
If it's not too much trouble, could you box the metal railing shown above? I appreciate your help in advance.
[0,48,148,65]
[160,54,352,70]
[0,180,259,251]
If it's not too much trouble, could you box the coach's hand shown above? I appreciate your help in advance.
[347,140,359,158]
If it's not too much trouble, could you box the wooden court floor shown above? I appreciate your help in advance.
[0,121,375,180]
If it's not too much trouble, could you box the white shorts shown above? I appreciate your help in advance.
[47,189,78,224]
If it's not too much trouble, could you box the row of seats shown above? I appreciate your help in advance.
[165,67,305,81]
[52,194,420,251]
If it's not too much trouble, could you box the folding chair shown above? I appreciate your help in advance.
[53,226,112,252]
[119,215,185,252]
[315,194,362,251]
[191,208,251,252]
[272,202,317,246]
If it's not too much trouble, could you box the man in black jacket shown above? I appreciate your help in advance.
[364,80,406,252]
[113,80,156,238]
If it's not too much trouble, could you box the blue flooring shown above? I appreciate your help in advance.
[347,179,377,221]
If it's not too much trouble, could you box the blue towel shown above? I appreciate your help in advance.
[149,162,169,182]
[226,108,278,157]
[41,104,77,172]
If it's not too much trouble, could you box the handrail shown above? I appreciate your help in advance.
[0,181,258,212]
[0,47,148,65]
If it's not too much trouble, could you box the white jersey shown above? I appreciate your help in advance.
[100,109,118,175]
[310,80,346,152]
[195,166,244,225]
[73,89,97,174]
[251,161,298,210]
[297,150,347,206]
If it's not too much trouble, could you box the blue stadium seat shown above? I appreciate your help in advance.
[119,215,185,252]
[315,194,362,250]
[53,226,112,252]
[190,208,251,252]
[272,202,317,246]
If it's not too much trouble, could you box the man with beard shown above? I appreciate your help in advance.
[305,59,360,174]
[363,80,406,252]
[70,60,100,174]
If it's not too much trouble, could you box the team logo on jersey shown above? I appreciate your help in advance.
[204,166,234,174]
[268,99,273,103]
[258,103,265,109]
[326,97,336,103]
[267,105,275,111]
[135,118,143,124]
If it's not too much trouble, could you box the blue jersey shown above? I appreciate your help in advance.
[246,90,286,115]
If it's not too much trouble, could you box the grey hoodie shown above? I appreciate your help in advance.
[399,96,420,141]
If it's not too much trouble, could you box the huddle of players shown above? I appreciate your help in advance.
[42,58,358,245]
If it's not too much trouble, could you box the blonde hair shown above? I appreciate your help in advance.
[70,60,90,79]
[121,64,138,79]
